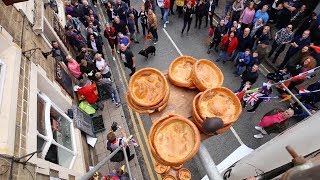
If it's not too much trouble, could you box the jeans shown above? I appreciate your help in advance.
[235,65,245,76]
[163,8,170,23]
[218,50,230,62]
[112,89,120,103]
[160,8,165,18]
[181,18,192,34]
[149,27,158,41]
[230,49,240,62]
[225,4,232,15]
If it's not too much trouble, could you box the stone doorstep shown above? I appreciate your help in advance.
[93,99,143,179]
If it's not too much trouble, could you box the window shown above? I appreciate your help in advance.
[37,92,77,169]
[0,59,6,106]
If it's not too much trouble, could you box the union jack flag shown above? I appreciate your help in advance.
[243,92,264,106]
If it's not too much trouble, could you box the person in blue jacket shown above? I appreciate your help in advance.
[234,49,251,76]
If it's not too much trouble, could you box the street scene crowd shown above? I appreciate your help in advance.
[45,0,320,178]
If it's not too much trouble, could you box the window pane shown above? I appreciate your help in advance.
[37,136,47,158]
[45,144,74,168]
[37,96,47,136]
[50,107,73,151]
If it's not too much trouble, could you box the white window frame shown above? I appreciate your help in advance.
[37,92,77,169]
[0,59,6,107]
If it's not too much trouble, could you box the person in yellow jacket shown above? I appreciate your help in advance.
[176,0,185,17]
[147,9,159,44]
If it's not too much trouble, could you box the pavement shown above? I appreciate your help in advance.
[90,0,303,179]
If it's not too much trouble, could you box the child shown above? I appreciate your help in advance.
[234,49,251,76]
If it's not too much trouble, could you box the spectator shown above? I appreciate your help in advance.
[163,0,171,28]
[268,25,294,63]
[82,0,93,17]
[194,0,206,29]
[228,20,241,36]
[106,2,117,22]
[216,31,238,64]
[119,44,136,76]
[87,34,103,55]
[86,27,99,41]
[66,55,82,79]
[299,81,320,108]
[278,30,311,69]
[66,25,84,50]
[288,56,317,76]
[77,47,95,63]
[127,14,139,43]
[290,4,307,28]
[253,108,294,139]
[207,19,227,53]
[118,32,131,49]
[205,0,216,28]
[147,9,159,44]
[252,25,271,50]
[65,2,77,17]
[113,17,129,36]
[95,72,121,107]
[236,64,259,92]
[295,12,317,36]
[77,79,104,110]
[89,15,101,32]
[115,0,129,22]
[43,41,66,64]
[95,53,112,80]
[239,2,255,31]
[157,0,165,20]
[176,0,184,18]
[139,5,148,36]
[181,1,195,36]
[250,18,263,38]
[66,15,82,32]
[256,40,270,64]
[253,5,269,24]
[127,5,140,34]
[88,9,99,21]
[80,59,96,80]
[309,18,320,46]
[281,0,300,28]
[224,0,235,15]
[104,22,118,61]
[230,28,251,62]
[286,46,311,73]
[234,49,251,76]
[86,22,99,36]
[247,51,259,68]
[231,0,244,22]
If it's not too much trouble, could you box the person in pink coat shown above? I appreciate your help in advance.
[66,55,82,79]
[239,2,255,31]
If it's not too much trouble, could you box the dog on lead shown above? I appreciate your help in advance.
[138,46,156,60]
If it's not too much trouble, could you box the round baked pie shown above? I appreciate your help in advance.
[149,114,200,166]
[191,59,224,91]
[178,168,191,180]
[154,162,170,174]
[129,68,168,107]
[198,87,242,125]
[168,56,197,89]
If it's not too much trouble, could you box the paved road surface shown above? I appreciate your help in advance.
[95,0,291,179]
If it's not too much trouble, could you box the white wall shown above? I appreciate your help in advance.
[13,0,35,24]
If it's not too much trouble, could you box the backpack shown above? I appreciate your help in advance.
[107,139,125,162]
[164,0,170,9]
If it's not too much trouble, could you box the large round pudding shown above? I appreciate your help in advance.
[198,88,242,125]
[168,56,197,89]
[129,68,168,107]
[191,59,224,91]
[149,114,200,166]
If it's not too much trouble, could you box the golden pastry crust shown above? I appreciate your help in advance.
[163,174,176,180]
[171,164,183,171]
[126,93,155,114]
[168,56,197,89]
[191,59,224,91]
[154,162,170,174]
[129,68,168,107]
[198,87,242,125]
[149,114,200,166]
[178,168,191,180]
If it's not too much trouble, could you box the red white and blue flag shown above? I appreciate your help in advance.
[243,92,264,106]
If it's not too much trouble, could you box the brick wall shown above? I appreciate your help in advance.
[0,1,72,179]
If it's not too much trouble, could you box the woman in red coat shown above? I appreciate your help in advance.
[104,22,118,61]
[216,31,238,64]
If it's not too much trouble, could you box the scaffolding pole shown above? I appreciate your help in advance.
[281,82,312,116]
[80,145,123,180]
[197,143,224,180]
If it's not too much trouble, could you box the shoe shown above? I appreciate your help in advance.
[165,21,169,24]
[215,59,220,62]
[214,48,218,52]
[115,103,121,108]
[117,50,120,54]
[207,49,210,54]
[181,32,183,37]
[171,12,175,15]
[255,126,267,135]
[161,17,163,19]
[163,24,166,28]
[154,40,158,45]
[247,109,255,113]
[222,61,226,64]
[112,98,115,102]
[128,154,135,161]
[112,56,116,61]
[254,134,264,139]
[134,41,139,43]
[137,31,140,34]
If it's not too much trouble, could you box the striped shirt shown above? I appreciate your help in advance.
[275,28,294,45]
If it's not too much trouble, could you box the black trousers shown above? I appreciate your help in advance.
[249,98,264,111]
[208,37,221,49]
[279,48,297,69]
[170,0,175,13]
[205,13,214,27]
[141,23,147,35]
[124,63,136,74]
[181,18,192,34]
[268,41,286,63]
[195,15,203,28]
[135,19,139,33]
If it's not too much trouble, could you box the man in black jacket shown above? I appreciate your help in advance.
[236,64,259,92]
[205,0,215,28]
[87,34,103,56]
[230,28,253,62]
[207,19,227,53]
